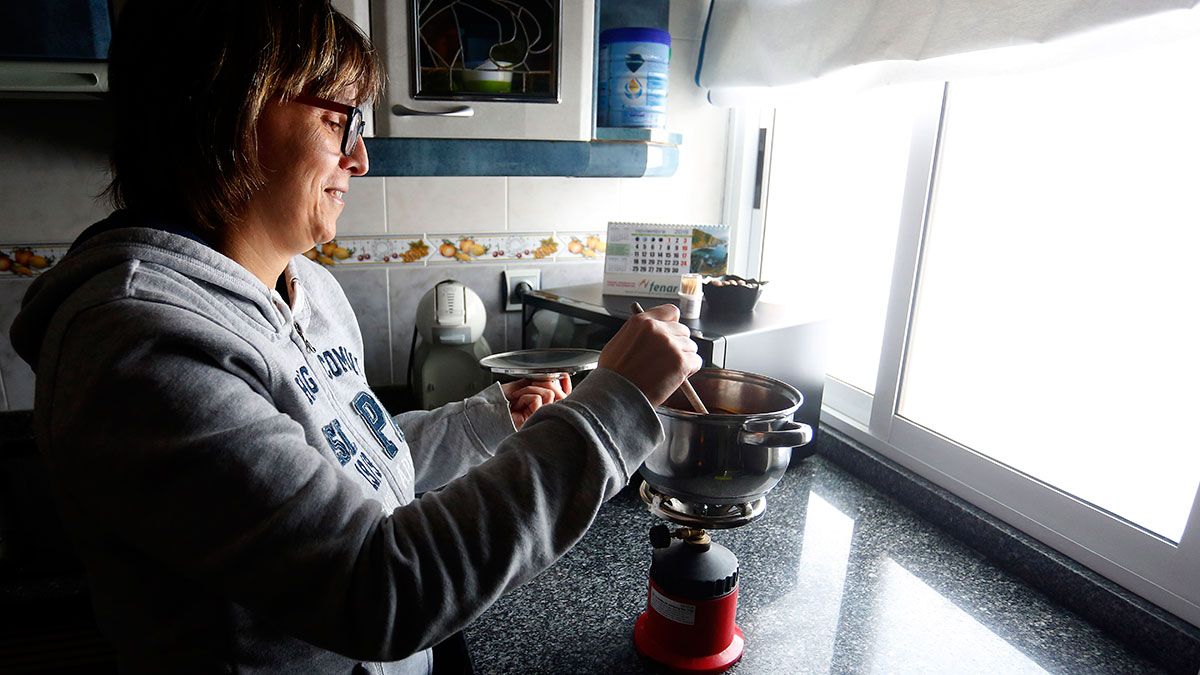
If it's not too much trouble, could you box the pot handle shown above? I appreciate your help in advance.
[739,421,813,448]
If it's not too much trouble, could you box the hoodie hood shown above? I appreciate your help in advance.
[10,210,286,371]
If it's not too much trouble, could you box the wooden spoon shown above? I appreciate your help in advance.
[631,302,710,415]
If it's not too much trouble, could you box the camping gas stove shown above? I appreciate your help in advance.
[633,522,745,673]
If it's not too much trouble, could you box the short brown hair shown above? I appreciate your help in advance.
[105,0,384,234]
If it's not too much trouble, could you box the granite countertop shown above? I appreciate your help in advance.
[0,411,1183,673]
[464,455,1162,674]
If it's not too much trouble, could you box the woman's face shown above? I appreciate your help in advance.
[243,90,369,256]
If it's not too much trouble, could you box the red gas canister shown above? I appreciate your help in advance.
[633,526,744,673]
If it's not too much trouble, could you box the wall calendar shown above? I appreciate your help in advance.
[602,222,730,298]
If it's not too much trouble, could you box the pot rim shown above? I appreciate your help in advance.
[654,368,803,421]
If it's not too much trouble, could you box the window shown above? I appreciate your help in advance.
[902,39,1200,542]
[755,34,1200,627]
[760,84,928,396]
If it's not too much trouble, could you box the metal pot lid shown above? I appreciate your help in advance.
[479,348,601,378]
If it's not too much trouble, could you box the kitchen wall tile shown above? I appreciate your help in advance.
[328,267,393,387]
[539,260,605,289]
[425,233,558,264]
[506,177,622,232]
[385,177,507,234]
[301,232,585,269]
[0,245,70,280]
[425,235,489,264]
[303,240,356,267]
[383,236,435,264]
[555,232,607,262]
[336,177,388,236]
[503,312,524,355]
[387,265,509,388]
[424,233,523,261]
[619,38,729,224]
[669,0,710,42]
[305,236,433,267]
[503,260,605,354]
[0,279,37,410]
[0,101,112,245]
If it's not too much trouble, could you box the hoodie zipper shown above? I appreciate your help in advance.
[293,321,317,353]
[290,316,407,502]
[278,279,408,501]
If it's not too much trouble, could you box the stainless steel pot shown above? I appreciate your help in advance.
[641,368,812,507]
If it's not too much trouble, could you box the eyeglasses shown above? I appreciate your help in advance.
[294,94,365,156]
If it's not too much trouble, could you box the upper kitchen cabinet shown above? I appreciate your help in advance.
[0,0,114,95]
[330,0,675,176]
[370,0,594,141]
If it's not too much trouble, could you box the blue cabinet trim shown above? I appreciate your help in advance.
[363,138,677,177]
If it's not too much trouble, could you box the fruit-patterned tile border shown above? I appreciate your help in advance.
[425,233,562,263]
[304,236,434,266]
[0,232,605,273]
[556,232,607,260]
[302,232,604,268]
[0,243,70,279]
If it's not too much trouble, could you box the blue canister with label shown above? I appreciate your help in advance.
[599,27,670,129]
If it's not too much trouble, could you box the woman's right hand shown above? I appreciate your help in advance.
[598,303,703,406]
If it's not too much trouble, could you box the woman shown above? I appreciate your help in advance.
[9,1,700,673]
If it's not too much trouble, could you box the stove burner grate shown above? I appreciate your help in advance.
[639,481,766,529]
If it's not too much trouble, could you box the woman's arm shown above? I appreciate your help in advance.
[42,299,663,663]
[393,376,570,493]
[391,383,513,493]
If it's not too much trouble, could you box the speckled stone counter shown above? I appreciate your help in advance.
[464,455,1162,674]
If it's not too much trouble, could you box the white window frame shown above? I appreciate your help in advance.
[740,82,1200,629]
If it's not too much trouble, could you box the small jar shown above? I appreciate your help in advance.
[678,273,703,319]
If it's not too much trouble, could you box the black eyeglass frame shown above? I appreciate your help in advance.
[294,94,365,156]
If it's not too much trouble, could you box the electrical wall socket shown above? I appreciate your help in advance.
[503,269,541,312]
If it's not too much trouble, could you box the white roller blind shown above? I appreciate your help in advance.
[698,0,1200,105]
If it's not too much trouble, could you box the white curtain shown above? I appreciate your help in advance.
[698,0,1200,105]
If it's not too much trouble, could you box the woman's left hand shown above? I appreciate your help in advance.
[501,375,572,429]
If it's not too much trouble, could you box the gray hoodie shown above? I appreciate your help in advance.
[10,215,663,673]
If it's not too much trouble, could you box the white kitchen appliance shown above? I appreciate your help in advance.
[409,280,493,409]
